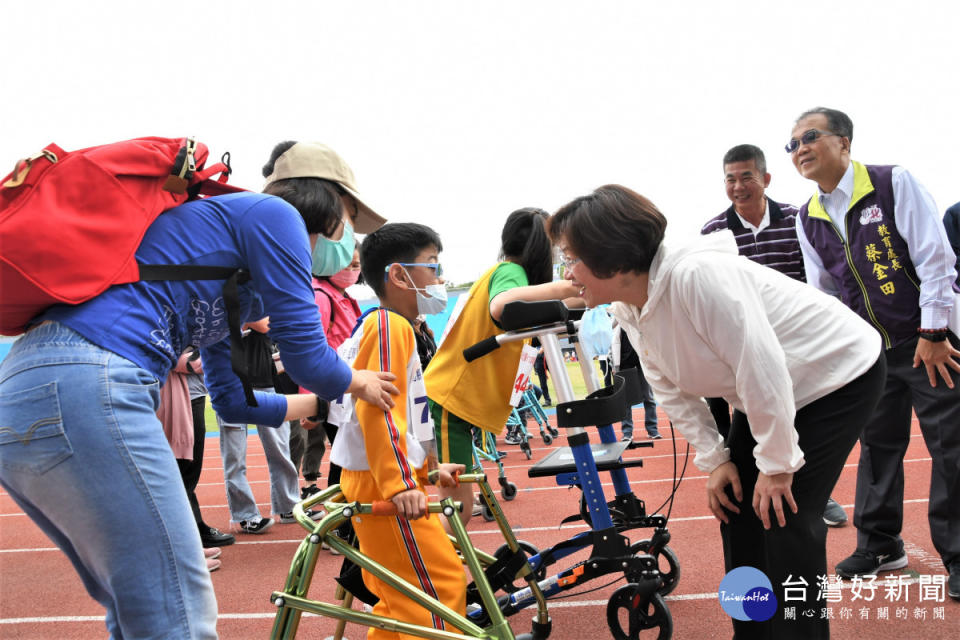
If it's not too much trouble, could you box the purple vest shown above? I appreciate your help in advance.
[799,163,921,349]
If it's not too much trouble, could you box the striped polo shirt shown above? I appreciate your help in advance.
[701,198,806,282]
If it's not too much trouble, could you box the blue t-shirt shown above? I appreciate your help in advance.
[39,192,352,426]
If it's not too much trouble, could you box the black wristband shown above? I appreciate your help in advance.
[918,327,949,343]
[306,394,322,422]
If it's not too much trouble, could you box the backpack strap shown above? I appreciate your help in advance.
[139,263,257,406]
[313,282,337,334]
[222,270,257,406]
[137,264,237,280]
[351,306,381,338]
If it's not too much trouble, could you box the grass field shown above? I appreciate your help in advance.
[203,359,602,432]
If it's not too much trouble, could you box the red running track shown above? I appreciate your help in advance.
[1,409,956,639]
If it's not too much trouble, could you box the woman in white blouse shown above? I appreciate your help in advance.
[550,184,885,640]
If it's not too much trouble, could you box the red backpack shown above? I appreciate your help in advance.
[0,137,263,405]
[0,136,247,335]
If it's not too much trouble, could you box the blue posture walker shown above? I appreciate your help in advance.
[461,300,679,639]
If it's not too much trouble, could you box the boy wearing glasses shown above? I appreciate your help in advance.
[327,223,468,635]
[789,107,960,598]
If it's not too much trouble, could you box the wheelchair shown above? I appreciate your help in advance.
[270,300,679,640]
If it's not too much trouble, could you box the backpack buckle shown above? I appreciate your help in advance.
[163,137,198,194]
[3,149,58,188]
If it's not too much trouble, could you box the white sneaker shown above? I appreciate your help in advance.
[321,540,342,555]
[232,516,274,534]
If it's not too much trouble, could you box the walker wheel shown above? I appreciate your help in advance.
[501,481,518,501]
[629,540,681,596]
[481,503,496,522]
[542,432,553,445]
[521,442,532,460]
[548,426,559,437]
[607,586,672,640]
[495,540,546,593]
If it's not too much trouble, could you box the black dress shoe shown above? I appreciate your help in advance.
[948,562,959,601]
[200,525,236,548]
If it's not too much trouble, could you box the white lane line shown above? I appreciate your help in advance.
[0,450,935,498]
[0,616,106,624]
[0,591,727,625]
[5,573,951,627]
[1,498,938,553]
[0,458,931,520]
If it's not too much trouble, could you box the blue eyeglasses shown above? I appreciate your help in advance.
[384,262,444,279]
[784,129,841,154]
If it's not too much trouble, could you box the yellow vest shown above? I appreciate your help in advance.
[424,264,525,434]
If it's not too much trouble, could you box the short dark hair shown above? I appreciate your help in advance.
[549,184,667,277]
[261,140,346,238]
[360,223,443,298]
[723,144,766,174]
[796,107,854,142]
[499,207,553,286]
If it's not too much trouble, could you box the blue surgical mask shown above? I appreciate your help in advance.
[312,220,355,276]
[401,266,448,315]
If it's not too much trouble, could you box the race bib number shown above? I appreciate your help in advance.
[409,365,434,442]
[509,344,540,407]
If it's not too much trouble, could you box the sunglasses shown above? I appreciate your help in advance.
[784,129,841,154]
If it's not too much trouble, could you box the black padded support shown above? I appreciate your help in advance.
[555,374,627,429]
[567,432,590,448]
[617,367,644,408]
[499,300,568,331]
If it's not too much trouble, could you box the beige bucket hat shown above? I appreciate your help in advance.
[263,142,387,233]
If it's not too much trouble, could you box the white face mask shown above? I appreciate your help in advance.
[401,266,448,315]
[415,283,448,315]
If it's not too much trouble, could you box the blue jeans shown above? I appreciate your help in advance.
[621,400,659,439]
[217,392,299,522]
[0,322,217,639]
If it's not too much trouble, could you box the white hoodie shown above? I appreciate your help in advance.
[610,231,881,475]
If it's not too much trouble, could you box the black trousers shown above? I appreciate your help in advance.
[289,420,326,482]
[176,396,208,529]
[533,353,550,403]
[855,334,960,568]
[721,353,886,640]
[707,397,732,439]
[325,423,342,487]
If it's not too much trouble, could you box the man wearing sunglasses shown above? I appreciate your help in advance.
[790,107,960,599]
[701,143,848,528]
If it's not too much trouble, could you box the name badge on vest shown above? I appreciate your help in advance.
[859,205,883,226]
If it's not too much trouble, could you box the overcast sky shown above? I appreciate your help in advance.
[3,0,958,285]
